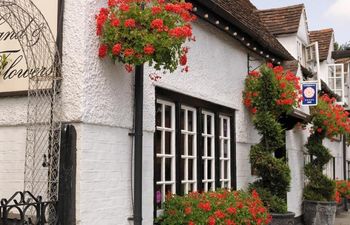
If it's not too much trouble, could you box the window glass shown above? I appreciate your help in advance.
[154,95,235,212]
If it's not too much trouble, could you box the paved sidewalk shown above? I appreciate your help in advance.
[335,211,350,225]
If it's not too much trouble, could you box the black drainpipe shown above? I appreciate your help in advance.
[134,64,144,224]
[343,134,348,211]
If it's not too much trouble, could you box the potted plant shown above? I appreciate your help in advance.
[243,64,302,224]
[335,180,350,213]
[303,95,350,225]
[158,189,272,225]
[95,0,196,74]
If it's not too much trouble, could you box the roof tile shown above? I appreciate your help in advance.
[207,0,293,60]
[258,4,304,36]
[309,29,334,61]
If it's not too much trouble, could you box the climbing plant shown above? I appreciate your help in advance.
[304,95,350,201]
[243,64,302,213]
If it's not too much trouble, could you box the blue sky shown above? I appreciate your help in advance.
[251,0,350,44]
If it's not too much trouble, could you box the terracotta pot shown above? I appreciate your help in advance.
[270,211,295,225]
[303,200,337,225]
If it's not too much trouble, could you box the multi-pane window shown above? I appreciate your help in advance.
[155,100,176,204]
[202,111,215,191]
[328,64,345,103]
[324,157,336,180]
[180,106,197,194]
[154,89,236,213]
[220,115,231,188]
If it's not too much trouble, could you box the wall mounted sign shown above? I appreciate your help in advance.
[0,0,58,96]
[301,81,318,106]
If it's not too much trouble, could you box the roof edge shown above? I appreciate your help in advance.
[189,0,293,61]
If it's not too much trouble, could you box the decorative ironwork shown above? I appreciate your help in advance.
[0,191,59,225]
[0,1,62,223]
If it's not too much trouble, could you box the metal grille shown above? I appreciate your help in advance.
[0,0,62,222]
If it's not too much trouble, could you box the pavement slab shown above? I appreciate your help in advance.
[335,212,350,225]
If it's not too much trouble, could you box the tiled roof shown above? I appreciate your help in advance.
[309,29,334,61]
[192,0,293,60]
[332,50,350,60]
[258,4,304,36]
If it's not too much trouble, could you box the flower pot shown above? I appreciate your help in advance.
[270,211,295,225]
[303,200,337,225]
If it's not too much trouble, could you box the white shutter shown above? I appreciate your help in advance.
[327,64,345,104]
[306,42,321,90]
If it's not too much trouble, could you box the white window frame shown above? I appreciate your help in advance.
[154,91,236,213]
[219,115,231,188]
[181,105,197,194]
[306,42,321,90]
[202,111,215,192]
[155,99,176,202]
[327,64,345,104]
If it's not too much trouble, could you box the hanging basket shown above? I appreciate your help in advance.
[96,0,196,73]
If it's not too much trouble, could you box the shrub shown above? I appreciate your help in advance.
[96,0,196,73]
[243,64,301,213]
[158,189,271,225]
[304,95,350,202]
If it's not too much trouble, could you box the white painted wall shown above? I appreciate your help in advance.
[297,10,309,45]
[286,127,309,217]
[61,0,262,223]
[277,35,298,59]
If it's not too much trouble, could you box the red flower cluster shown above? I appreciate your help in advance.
[159,190,271,225]
[96,0,196,73]
[336,180,350,201]
[243,64,302,115]
[312,94,350,139]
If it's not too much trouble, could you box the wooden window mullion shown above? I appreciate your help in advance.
[214,113,220,189]
[197,108,203,192]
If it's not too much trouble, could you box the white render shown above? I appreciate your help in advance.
[1,0,349,224]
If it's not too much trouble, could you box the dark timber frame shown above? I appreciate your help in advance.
[154,87,237,218]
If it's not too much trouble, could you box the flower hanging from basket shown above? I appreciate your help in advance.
[96,0,196,73]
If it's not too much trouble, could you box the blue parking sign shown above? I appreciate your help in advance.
[301,82,318,106]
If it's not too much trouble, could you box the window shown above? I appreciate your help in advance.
[219,115,231,188]
[328,64,345,104]
[305,42,320,82]
[348,161,350,180]
[180,106,197,194]
[154,88,236,213]
[297,39,306,66]
[324,157,336,180]
[155,100,176,204]
[202,111,215,191]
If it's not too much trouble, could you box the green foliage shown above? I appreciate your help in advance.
[249,184,288,214]
[245,64,292,213]
[96,0,195,73]
[303,97,340,202]
[158,189,272,225]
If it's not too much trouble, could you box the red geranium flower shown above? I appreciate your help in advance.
[180,54,187,65]
[112,43,122,55]
[124,48,135,57]
[144,44,155,55]
[124,18,136,28]
[98,44,108,58]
